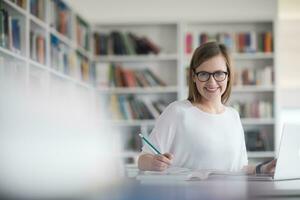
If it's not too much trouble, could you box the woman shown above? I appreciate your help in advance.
[138,41,276,174]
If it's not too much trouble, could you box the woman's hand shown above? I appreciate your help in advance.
[151,153,174,171]
[138,152,174,171]
[261,159,277,175]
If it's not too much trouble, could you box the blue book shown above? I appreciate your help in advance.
[12,18,20,51]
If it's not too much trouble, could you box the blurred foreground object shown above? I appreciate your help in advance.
[0,58,123,199]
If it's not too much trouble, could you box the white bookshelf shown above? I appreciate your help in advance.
[0,0,93,85]
[0,0,278,163]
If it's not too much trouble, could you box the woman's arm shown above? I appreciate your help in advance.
[138,153,173,171]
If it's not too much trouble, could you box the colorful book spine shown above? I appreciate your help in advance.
[185,32,193,54]
[188,31,274,54]
[94,31,161,56]
[30,0,45,20]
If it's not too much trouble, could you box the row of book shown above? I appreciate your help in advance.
[30,0,45,20]
[245,129,272,151]
[109,95,168,120]
[95,63,166,88]
[30,29,45,64]
[0,4,22,53]
[76,17,89,51]
[49,0,71,38]
[9,0,26,9]
[93,31,160,56]
[50,35,91,82]
[231,100,273,118]
[50,35,72,73]
[185,31,273,54]
[234,66,273,86]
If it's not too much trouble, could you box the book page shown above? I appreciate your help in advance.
[144,167,191,175]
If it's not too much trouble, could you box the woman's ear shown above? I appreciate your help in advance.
[192,70,197,83]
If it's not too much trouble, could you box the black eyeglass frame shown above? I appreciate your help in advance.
[193,70,229,82]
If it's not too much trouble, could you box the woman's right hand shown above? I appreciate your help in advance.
[150,153,174,171]
[138,153,174,171]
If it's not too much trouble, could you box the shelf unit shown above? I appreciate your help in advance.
[0,0,278,163]
[92,23,180,161]
[0,0,93,86]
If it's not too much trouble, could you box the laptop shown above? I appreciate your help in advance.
[273,123,300,180]
[253,123,300,181]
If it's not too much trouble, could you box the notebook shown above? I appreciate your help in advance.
[136,167,250,181]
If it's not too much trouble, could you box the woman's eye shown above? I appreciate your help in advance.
[215,72,223,76]
[199,72,208,77]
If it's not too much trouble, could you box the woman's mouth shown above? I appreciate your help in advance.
[204,87,219,93]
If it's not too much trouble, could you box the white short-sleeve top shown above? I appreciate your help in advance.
[142,100,248,171]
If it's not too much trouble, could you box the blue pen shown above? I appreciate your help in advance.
[138,133,161,155]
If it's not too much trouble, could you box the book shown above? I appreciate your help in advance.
[78,54,89,82]
[30,30,45,64]
[50,0,71,38]
[11,18,21,53]
[230,100,273,118]
[185,32,193,54]
[188,31,274,54]
[145,69,166,86]
[136,167,248,181]
[76,16,89,50]
[144,99,160,119]
[94,31,161,56]
[234,66,273,86]
[95,62,110,87]
[36,35,45,64]
[30,0,45,20]
[0,9,7,48]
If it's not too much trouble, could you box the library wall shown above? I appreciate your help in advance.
[65,0,277,23]
[277,0,300,108]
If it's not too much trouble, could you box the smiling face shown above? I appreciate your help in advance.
[193,54,228,103]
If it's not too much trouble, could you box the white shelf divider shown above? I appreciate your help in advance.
[94,54,178,62]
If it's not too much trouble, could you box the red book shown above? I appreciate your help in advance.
[59,11,67,35]
[122,69,136,87]
[185,33,193,54]
[114,65,124,87]
[238,33,245,53]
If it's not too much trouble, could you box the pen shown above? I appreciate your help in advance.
[138,133,161,155]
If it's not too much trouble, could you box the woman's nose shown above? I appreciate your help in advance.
[207,75,217,84]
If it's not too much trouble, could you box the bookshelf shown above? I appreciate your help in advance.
[92,23,180,161]
[0,0,94,85]
[0,0,278,164]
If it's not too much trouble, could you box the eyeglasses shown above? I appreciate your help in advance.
[194,70,228,82]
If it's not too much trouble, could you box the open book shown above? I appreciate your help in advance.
[136,167,272,181]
